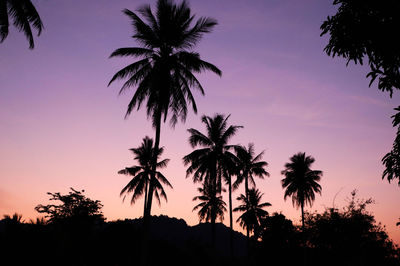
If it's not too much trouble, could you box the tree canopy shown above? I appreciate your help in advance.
[0,0,43,49]
[34,188,104,224]
[321,0,400,96]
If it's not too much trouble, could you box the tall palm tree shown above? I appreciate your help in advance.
[108,0,221,226]
[233,188,271,238]
[0,0,43,49]
[233,143,269,238]
[183,113,241,250]
[281,152,322,231]
[118,136,172,217]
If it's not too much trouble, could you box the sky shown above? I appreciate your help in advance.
[1,0,400,243]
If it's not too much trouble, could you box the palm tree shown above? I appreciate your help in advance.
[192,183,226,248]
[234,143,269,238]
[0,0,43,49]
[183,113,241,249]
[233,188,271,238]
[108,0,221,226]
[281,152,322,231]
[118,136,172,217]
[192,183,227,223]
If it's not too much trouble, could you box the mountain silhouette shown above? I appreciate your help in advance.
[123,215,248,258]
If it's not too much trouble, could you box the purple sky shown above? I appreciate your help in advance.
[1,0,400,243]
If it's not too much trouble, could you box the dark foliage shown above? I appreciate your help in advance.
[34,188,104,224]
[0,0,43,48]
[0,205,398,266]
[118,136,172,216]
[233,188,271,237]
[382,106,400,185]
[0,214,248,266]
[256,213,302,265]
[281,152,322,230]
[321,0,400,96]
[304,190,399,266]
[253,191,400,266]
[321,1,400,186]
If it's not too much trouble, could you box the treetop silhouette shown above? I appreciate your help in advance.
[321,0,400,97]
[281,152,322,230]
[0,0,43,49]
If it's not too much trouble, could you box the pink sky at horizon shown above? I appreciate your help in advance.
[1,0,400,244]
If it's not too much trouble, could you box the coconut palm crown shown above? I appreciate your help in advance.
[108,0,221,126]
[281,152,322,230]
[234,188,271,237]
[234,143,269,196]
[0,0,43,49]
[118,136,172,216]
[192,184,226,223]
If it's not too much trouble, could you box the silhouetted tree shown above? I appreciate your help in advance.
[183,113,241,248]
[382,106,400,185]
[233,188,271,238]
[118,136,172,217]
[0,0,43,49]
[29,217,46,225]
[34,188,104,224]
[234,143,269,238]
[281,152,322,231]
[321,0,400,96]
[304,190,399,266]
[108,0,221,228]
[257,212,300,265]
[321,0,400,185]
[192,185,227,224]
[108,1,221,263]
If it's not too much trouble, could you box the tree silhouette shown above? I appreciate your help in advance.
[281,152,322,231]
[108,2,221,256]
[382,106,400,185]
[233,188,271,238]
[321,1,400,187]
[183,113,241,249]
[108,1,220,263]
[304,190,399,266]
[321,0,400,96]
[0,0,43,49]
[192,184,227,224]
[233,143,269,238]
[34,188,104,225]
[257,212,300,265]
[118,136,172,217]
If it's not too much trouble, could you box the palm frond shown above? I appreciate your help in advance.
[0,0,9,42]
[110,47,153,58]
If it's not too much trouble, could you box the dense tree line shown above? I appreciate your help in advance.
[1,189,398,266]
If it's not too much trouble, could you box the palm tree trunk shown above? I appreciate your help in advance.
[211,179,217,250]
[141,110,161,266]
[244,175,250,249]
[209,162,218,250]
[211,208,216,248]
[143,178,148,218]
[145,111,161,217]
[301,201,306,266]
[228,175,234,259]
[301,201,305,232]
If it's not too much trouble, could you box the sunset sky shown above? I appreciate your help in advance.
[1,0,400,243]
